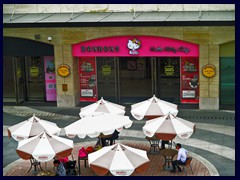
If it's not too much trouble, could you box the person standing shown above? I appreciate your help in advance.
[170,143,188,173]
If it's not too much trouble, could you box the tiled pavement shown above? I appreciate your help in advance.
[3,106,235,176]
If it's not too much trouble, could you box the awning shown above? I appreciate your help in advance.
[3,11,235,27]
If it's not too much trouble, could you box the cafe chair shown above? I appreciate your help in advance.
[179,156,194,176]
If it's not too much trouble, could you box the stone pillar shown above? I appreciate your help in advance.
[199,44,219,110]
[55,44,79,107]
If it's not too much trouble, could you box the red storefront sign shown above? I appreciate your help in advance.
[78,57,98,102]
[180,57,199,103]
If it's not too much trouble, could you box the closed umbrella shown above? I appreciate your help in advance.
[64,112,132,139]
[88,143,150,176]
[143,113,196,140]
[131,95,178,120]
[7,114,61,141]
[79,97,125,118]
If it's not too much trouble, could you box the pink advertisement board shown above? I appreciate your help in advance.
[72,35,199,57]
[44,56,57,101]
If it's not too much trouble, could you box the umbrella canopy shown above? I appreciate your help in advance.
[143,113,196,140]
[79,97,126,118]
[64,112,132,138]
[88,143,150,176]
[16,131,73,162]
[130,95,178,120]
[7,114,61,141]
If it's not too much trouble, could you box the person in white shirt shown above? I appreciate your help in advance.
[170,143,188,173]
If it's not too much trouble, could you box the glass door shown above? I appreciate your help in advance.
[25,56,45,101]
[14,56,26,104]
[119,57,152,104]
[3,57,17,103]
[156,57,180,103]
[96,57,117,102]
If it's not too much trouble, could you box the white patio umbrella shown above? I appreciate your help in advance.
[131,95,178,120]
[143,113,196,140]
[16,131,73,162]
[79,97,126,118]
[7,114,61,141]
[88,143,150,176]
[64,112,132,139]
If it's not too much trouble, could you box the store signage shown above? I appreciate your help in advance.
[81,46,119,53]
[182,90,195,98]
[102,64,112,76]
[79,57,98,102]
[202,64,216,78]
[150,46,190,54]
[30,66,39,77]
[72,36,199,57]
[180,57,199,104]
[57,64,70,77]
[164,65,175,76]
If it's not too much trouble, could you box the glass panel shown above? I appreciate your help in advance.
[3,57,16,102]
[25,56,45,100]
[96,57,117,102]
[14,56,26,103]
[157,57,180,103]
[119,57,152,104]
[220,57,235,104]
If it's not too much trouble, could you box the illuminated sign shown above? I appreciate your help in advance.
[202,64,216,78]
[57,64,70,77]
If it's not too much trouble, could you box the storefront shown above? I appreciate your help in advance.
[3,37,57,104]
[73,35,199,104]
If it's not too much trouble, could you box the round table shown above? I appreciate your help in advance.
[160,149,178,170]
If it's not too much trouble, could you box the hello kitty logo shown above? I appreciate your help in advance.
[127,38,141,55]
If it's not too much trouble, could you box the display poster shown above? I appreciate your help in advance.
[44,56,57,101]
[79,57,98,102]
[181,57,199,103]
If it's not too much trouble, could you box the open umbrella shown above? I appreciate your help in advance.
[7,114,61,141]
[88,143,150,176]
[64,112,132,139]
[130,95,178,120]
[79,97,126,118]
[16,131,73,162]
[143,113,196,140]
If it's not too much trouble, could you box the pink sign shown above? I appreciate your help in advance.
[44,56,57,101]
[72,35,199,57]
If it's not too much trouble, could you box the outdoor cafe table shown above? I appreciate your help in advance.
[160,149,178,171]
[145,136,161,155]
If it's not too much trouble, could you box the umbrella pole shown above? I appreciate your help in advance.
[45,162,47,175]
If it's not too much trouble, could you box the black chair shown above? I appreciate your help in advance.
[65,160,77,176]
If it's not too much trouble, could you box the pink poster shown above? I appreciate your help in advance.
[44,56,57,101]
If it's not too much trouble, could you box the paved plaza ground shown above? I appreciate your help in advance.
[3,106,235,176]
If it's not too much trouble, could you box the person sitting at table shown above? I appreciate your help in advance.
[101,130,119,147]
[53,159,66,176]
[170,143,188,173]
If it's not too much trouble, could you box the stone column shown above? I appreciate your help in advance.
[199,44,219,110]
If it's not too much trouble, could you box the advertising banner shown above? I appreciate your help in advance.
[44,56,56,101]
[79,57,98,102]
[180,57,199,103]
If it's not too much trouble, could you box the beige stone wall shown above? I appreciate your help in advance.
[3,26,235,108]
